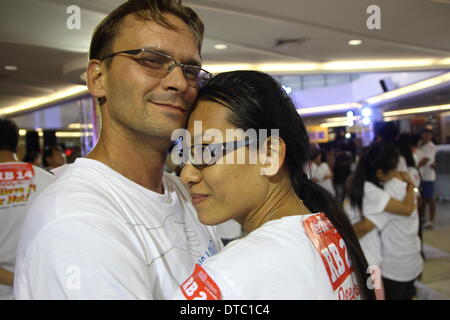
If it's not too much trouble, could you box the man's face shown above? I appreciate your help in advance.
[422,131,432,143]
[47,148,66,169]
[101,13,201,140]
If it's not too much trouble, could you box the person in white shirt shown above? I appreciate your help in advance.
[417,128,437,229]
[344,142,417,300]
[396,133,423,257]
[380,177,423,300]
[173,71,376,300]
[308,148,335,196]
[14,0,222,300]
[214,219,243,246]
[0,119,55,300]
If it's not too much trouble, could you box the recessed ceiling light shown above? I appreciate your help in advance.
[348,40,362,46]
[214,44,228,50]
[4,65,18,71]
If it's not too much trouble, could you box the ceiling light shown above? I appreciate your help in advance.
[438,58,450,65]
[203,58,446,75]
[4,65,18,71]
[348,40,362,46]
[67,123,93,129]
[361,107,372,117]
[383,104,450,117]
[362,117,371,125]
[322,59,434,71]
[202,64,253,73]
[55,132,93,138]
[257,63,319,72]
[297,103,361,116]
[365,72,450,105]
[282,85,292,94]
[0,85,88,116]
[214,44,228,50]
[320,121,351,128]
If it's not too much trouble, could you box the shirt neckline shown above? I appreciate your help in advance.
[74,157,170,199]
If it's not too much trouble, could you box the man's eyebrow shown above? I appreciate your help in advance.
[144,46,202,67]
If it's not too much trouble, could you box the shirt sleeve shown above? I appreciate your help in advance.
[15,215,154,300]
[315,164,327,181]
[363,183,391,230]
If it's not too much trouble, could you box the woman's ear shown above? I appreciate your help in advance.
[259,136,286,177]
[86,59,106,102]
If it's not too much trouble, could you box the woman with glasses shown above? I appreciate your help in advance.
[173,70,376,300]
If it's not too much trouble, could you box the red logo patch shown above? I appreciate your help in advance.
[180,264,222,300]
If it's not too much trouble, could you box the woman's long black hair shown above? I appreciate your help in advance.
[397,133,416,168]
[348,142,399,218]
[198,70,375,300]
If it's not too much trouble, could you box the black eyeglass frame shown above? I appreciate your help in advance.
[185,136,258,169]
[100,48,212,88]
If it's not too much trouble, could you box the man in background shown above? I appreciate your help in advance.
[418,128,437,229]
[43,145,66,171]
[0,119,54,299]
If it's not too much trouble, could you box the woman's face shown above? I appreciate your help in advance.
[180,100,269,226]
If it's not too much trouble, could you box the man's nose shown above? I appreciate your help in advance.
[161,64,189,93]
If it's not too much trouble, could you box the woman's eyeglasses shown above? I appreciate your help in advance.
[180,136,257,168]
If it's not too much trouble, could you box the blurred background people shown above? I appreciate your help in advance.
[418,128,437,229]
[332,144,352,202]
[308,147,335,196]
[344,142,419,300]
[22,151,42,167]
[0,119,54,300]
[42,145,66,171]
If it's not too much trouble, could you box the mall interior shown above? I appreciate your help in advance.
[1,0,450,300]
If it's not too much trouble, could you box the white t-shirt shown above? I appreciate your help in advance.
[174,214,362,300]
[0,162,55,300]
[418,141,436,181]
[316,163,335,195]
[413,148,424,168]
[408,166,421,188]
[397,156,408,172]
[343,182,391,268]
[14,158,222,300]
[215,219,242,240]
[380,178,423,282]
[308,162,335,195]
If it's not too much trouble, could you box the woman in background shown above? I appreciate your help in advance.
[309,148,335,196]
[344,141,420,300]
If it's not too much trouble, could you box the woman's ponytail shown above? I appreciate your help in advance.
[292,170,375,300]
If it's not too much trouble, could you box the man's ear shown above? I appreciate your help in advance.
[259,136,286,177]
[86,60,106,102]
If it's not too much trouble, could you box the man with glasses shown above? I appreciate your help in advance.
[14,0,222,299]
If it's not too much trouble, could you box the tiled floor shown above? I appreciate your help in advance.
[416,201,450,300]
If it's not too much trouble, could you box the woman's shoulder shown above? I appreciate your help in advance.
[206,216,316,270]
[200,215,322,298]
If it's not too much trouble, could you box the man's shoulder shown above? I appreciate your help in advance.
[31,165,56,183]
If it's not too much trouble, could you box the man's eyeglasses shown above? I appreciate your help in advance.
[101,48,212,89]
[181,137,257,169]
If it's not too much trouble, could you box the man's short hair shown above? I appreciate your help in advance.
[0,118,19,152]
[423,127,433,134]
[89,0,204,65]
[43,145,63,168]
